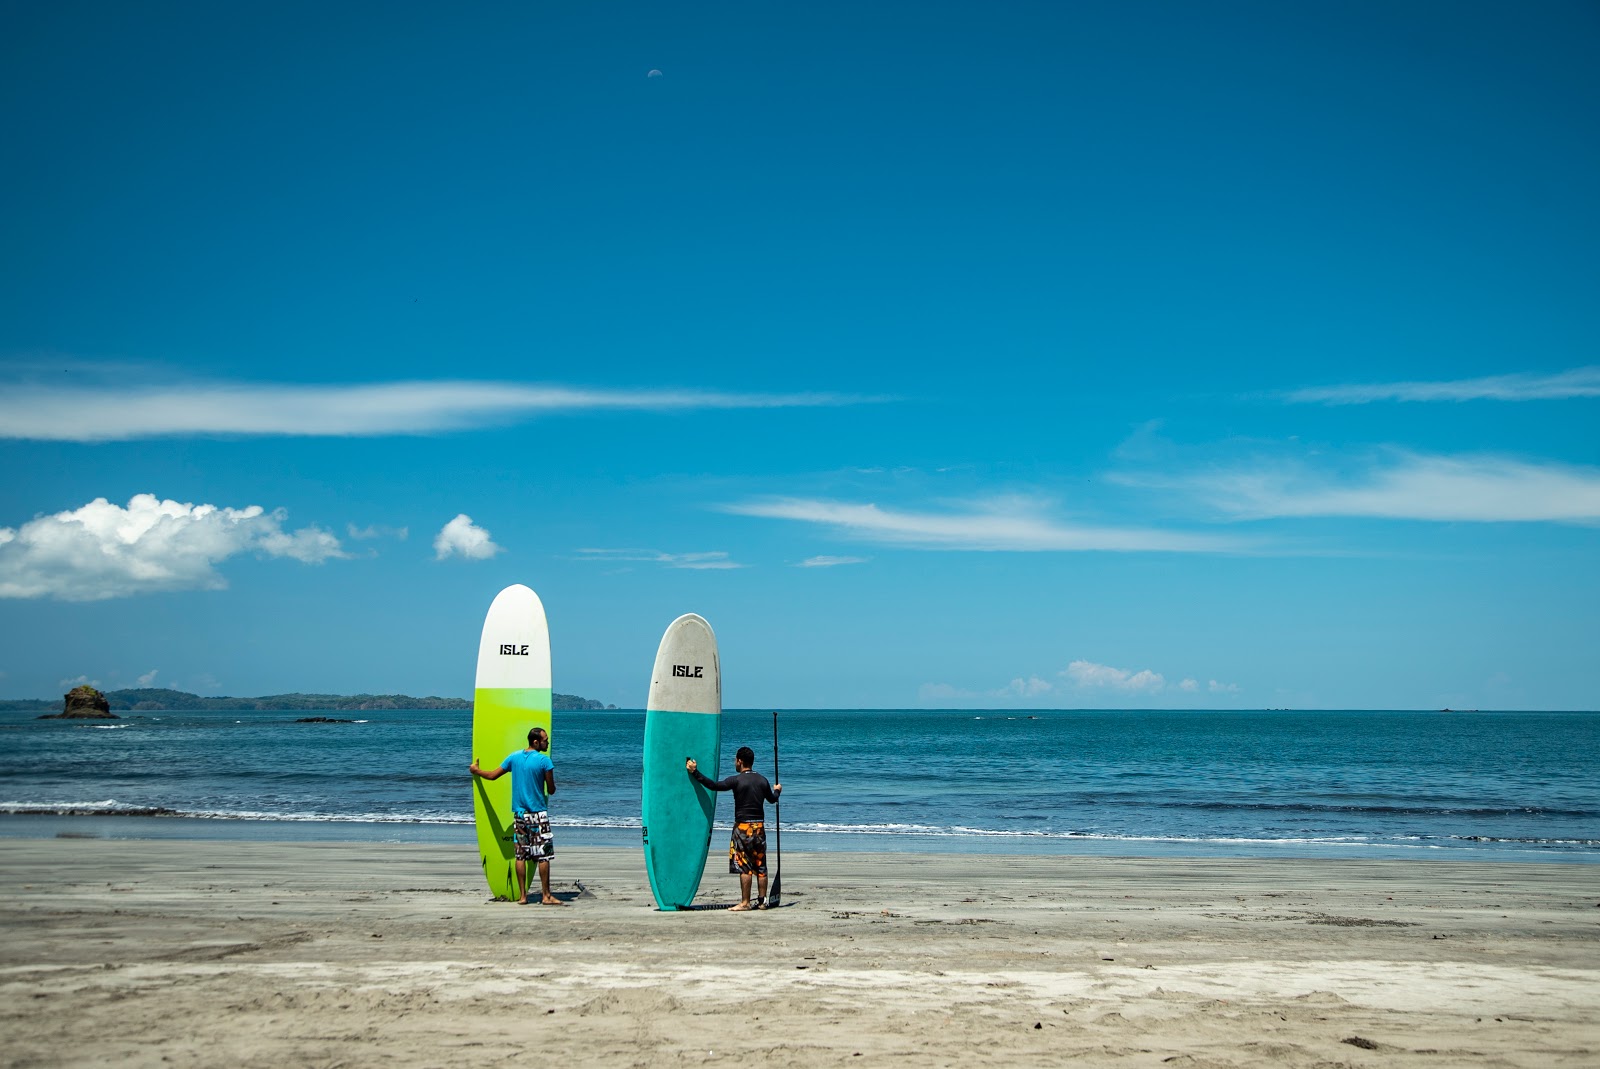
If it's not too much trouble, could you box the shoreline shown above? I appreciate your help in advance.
[3,811,1597,864]
[2,839,1596,1068]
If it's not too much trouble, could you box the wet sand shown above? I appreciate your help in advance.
[1,838,1596,1068]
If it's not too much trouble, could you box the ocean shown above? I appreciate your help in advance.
[2,708,1596,861]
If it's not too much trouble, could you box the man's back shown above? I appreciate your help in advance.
[693,767,776,823]
[502,748,554,814]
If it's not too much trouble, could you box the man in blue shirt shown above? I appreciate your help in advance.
[469,727,563,905]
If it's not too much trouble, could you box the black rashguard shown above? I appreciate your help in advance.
[689,768,777,823]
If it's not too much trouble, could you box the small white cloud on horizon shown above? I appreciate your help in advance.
[1124,451,1600,524]
[1179,678,1199,692]
[993,676,1055,698]
[59,675,100,688]
[1208,679,1240,694]
[433,515,502,561]
[137,670,158,687]
[797,555,868,567]
[575,548,746,570]
[1064,659,1167,693]
[0,494,346,601]
[0,378,890,442]
[1285,366,1600,405]
[721,496,1241,553]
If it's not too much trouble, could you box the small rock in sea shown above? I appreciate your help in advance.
[38,685,119,720]
[295,716,355,724]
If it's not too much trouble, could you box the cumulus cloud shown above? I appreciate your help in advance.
[1286,366,1600,405]
[574,548,745,570]
[1208,679,1240,694]
[797,555,868,567]
[1179,678,1199,692]
[1063,659,1167,692]
[59,674,100,688]
[721,496,1240,553]
[0,379,888,441]
[1141,451,1600,524]
[993,676,1055,698]
[0,494,345,601]
[433,515,502,561]
[137,670,158,686]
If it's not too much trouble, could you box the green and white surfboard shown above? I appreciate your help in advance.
[641,613,722,910]
[472,583,552,901]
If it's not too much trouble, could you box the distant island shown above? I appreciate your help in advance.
[0,687,616,712]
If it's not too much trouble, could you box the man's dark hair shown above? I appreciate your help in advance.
[528,727,548,745]
[736,745,755,768]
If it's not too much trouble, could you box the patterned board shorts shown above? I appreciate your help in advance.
[728,821,767,876]
[513,811,554,861]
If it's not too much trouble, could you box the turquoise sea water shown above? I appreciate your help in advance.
[1,708,1596,861]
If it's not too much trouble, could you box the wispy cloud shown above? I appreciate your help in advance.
[136,669,158,687]
[1286,366,1600,405]
[1,494,345,601]
[797,555,868,567]
[921,659,1239,704]
[575,548,746,570]
[433,514,502,561]
[0,379,888,441]
[348,523,408,541]
[1133,451,1600,524]
[722,496,1241,553]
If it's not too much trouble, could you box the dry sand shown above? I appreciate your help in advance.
[1,838,1596,1068]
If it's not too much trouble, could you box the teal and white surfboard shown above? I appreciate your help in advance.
[472,584,552,901]
[641,613,721,910]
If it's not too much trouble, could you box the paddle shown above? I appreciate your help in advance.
[768,709,782,907]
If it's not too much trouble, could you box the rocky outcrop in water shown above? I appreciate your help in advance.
[39,685,119,720]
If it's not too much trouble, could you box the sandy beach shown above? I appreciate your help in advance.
[1,838,1596,1068]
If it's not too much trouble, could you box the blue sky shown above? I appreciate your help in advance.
[2,0,1596,709]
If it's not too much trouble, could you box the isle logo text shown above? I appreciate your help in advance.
[499,644,530,656]
[671,664,705,678]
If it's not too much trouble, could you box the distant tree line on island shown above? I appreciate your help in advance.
[0,687,616,712]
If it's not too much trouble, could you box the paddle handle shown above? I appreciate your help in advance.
[770,709,782,903]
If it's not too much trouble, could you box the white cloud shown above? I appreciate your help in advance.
[0,379,887,441]
[1179,678,1199,692]
[1153,452,1600,524]
[136,670,158,687]
[433,515,502,561]
[1209,680,1240,694]
[59,674,100,688]
[1286,366,1600,405]
[347,523,408,541]
[1063,660,1168,692]
[575,548,745,570]
[721,496,1240,553]
[797,555,868,567]
[0,494,345,601]
[993,676,1055,698]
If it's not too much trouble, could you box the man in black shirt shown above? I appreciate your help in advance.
[686,746,782,911]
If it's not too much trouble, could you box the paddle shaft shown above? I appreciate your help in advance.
[769,710,782,904]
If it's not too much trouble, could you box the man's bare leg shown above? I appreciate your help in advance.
[538,859,563,905]
[514,859,529,904]
[730,872,754,910]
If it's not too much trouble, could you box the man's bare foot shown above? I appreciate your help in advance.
[517,897,529,904]
[757,899,769,910]
[728,901,753,911]
[541,896,566,906]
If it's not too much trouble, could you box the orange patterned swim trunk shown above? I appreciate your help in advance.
[728,821,766,875]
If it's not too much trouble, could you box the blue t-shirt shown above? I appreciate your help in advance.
[500,749,554,815]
